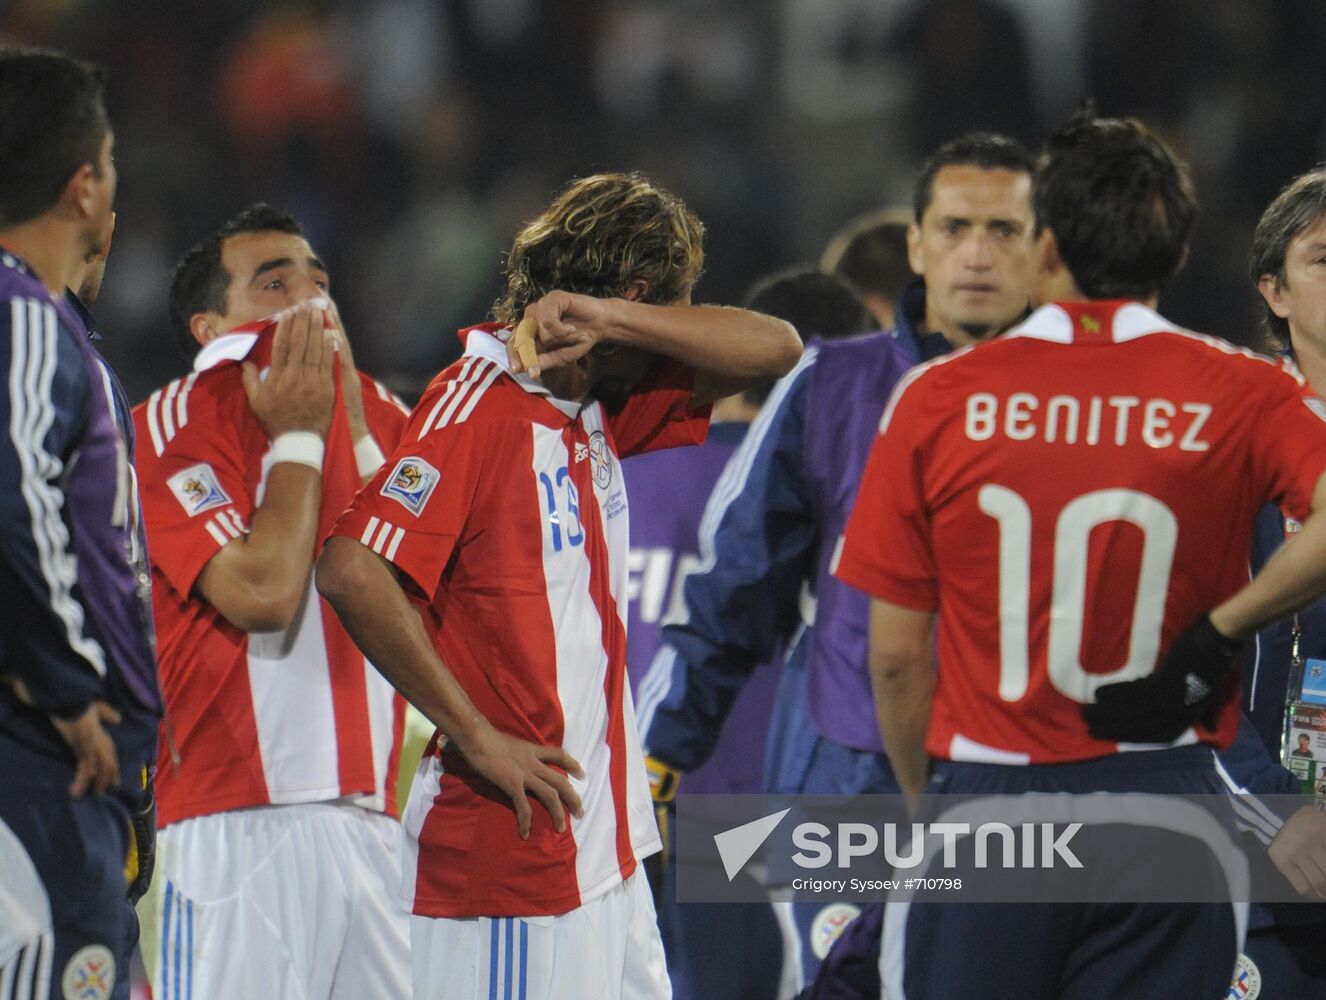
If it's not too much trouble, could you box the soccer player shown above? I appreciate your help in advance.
[1210,167,1326,993]
[132,205,414,998]
[628,269,874,1000]
[836,112,1326,998]
[634,132,1036,985]
[0,48,161,999]
[315,171,801,1000]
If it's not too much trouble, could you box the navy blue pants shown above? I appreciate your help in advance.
[886,748,1241,1000]
[0,764,133,1000]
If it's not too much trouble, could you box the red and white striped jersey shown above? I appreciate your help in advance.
[133,320,412,827]
[330,325,710,918]
[837,300,1326,765]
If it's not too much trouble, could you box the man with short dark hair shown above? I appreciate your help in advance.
[132,203,414,998]
[819,208,914,330]
[635,132,1036,987]
[316,171,800,1000]
[837,112,1326,998]
[0,48,161,999]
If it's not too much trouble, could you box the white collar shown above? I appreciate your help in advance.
[464,328,583,418]
[193,332,258,373]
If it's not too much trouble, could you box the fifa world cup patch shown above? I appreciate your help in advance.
[62,943,115,1000]
[167,463,231,517]
[382,456,440,515]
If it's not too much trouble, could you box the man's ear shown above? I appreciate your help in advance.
[190,313,223,347]
[622,279,649,302]
[1035,226,1061,278]
[906,223,924,276]
[65,162,97,219]
[1258,273,1291,321]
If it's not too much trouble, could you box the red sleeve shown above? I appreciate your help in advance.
[1250,360,1326,520]
[360,373,412,453]
[132,372,257,599]
[834,378,940,611]
[330,409,489,602]
[604,359,710,459]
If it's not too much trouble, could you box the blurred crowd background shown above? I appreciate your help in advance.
[4,0,1326,404]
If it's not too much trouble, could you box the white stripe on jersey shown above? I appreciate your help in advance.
[384,526,405,561]
[1213,752,1283,847]
[371,519,393,553]
[530,420,623,896]
[204,520,229,547]
[436,359,499,430]
[8,298,106,676]
[146,374,199,457]
[175,372,199,429]
[246,577,341,800]
[360,516,381,546]
[373,378,411,416]
[418,356,481,439]
[146,387,165,456]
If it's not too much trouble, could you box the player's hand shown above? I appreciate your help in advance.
[1268,804,1326,898]
[1083,614,1243,743]
[325,299,370,443]
[508,291,610,378]
[462,724,585,839]
[241,302,336,440]
[50,700,122,797]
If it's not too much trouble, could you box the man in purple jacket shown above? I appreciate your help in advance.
[635,132,1037,986]
[626,269,874,1000]
[0,49,161,1000]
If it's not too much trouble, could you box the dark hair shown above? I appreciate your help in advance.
[912,132,1035,224]
[492,172,704,326]
[168,203,305,356]
[741,268,874,406]
[1034,110,1197,300]
[1249,168,1326,345]
[0,48,109,227]
[820,208,915,302]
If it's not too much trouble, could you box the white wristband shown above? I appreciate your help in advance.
[354,434,386,478]
[270,431,325,472]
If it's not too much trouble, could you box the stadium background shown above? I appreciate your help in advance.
[4,0,1326,406]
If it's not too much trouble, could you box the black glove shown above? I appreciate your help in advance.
[124,765,157,904]
[1083,614,1243,743]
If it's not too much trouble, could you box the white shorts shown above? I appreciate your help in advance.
[141,802,410,1000]
[411,871,669,1000]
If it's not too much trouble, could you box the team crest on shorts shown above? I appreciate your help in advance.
[61,944,115,1000]
[1227,953,1261,999]
[810,902,860,960]
[382,457,440,515]
[588,430,612,489]
[167,463,230,517]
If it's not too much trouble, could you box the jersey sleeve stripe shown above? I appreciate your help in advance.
[385,525,405,561]
[161,378,181,440]
[175,372,198,430]
[146,387,166,456]
[437,359,498,430]
[453,363,503,425]
[371,519,394,553]
[374,378,411,415]
[8,298,106,676]
[222,509,248,535]
[419,356,479,438]
[360,515,381,546]
[204,520,229,547]
[214,513,242,540]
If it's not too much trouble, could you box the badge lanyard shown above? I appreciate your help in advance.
[1279,517,1326,802]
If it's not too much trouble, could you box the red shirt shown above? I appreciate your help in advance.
[134,321,411,825]
[837,300,1326,764]
[331,325,709,917]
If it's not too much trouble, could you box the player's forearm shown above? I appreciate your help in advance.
[1210,471,1326,639]
[195,463,322,632]
[602,300,801,396]
[316,537,489,748]
[868,600,937,809]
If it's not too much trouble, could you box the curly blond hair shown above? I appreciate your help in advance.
[492,172,705,326]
